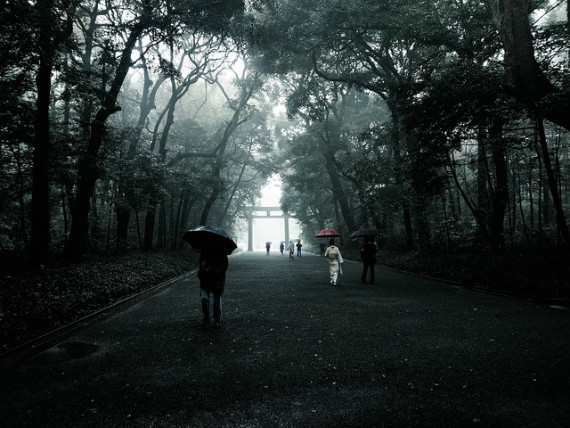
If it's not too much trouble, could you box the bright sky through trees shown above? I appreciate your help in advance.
[234,175,302,251]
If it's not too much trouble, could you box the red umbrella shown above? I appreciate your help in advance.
[314,229,340,238]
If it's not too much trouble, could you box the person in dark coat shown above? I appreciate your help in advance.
[360,237,377,284]
[198,248,228,328]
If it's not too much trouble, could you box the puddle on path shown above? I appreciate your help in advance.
[29,342,99,365]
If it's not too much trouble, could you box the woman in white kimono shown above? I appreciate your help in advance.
[324,238,344,286]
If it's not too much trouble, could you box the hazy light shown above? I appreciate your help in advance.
[235,175,302,251]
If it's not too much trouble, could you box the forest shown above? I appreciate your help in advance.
[1,0,569,349]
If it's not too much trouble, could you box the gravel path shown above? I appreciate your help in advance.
[1,252,568,427]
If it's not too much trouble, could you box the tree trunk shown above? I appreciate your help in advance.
[142,68,194,249]
[492,0,570,131]
[143,195,158,251]
[488,122,509,248]
[116,202,130,252]
[29,0,55,265]
[157,198,167,249]
[319,142,357,233]
[200,165,223,226]
[65,24,145,259]
[199,72,259,225]
[448,154,492,243]
[117,48,165,251]
[476,129,490,241]
[390,106,414,249]
[536,117,570,251]
[142,111,175,249]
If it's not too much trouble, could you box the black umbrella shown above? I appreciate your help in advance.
[182,226,237,255]
[349,229,377,239]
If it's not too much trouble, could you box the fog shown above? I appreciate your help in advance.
[235,176,302,251]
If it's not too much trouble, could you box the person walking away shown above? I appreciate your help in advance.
[197,247,228,328]
[266,242,271,255]
[289,241,295,260]
[325,238,344,286]
[296,241,303,258]
[280,242,284,255]
[360,237,377,284]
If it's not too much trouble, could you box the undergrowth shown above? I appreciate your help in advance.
[0,249,198,354]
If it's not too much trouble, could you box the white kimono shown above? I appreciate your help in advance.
[324,245,344,285]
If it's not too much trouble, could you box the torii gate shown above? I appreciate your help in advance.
[245,206,293,251]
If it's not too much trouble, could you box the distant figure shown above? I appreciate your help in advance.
[266,242,271,255]
[360,237,377,284]
[198,248,228,328]
[296,241,303,258]
[324,238,344,286]
[319,242,325,256]
[289,241,295,260]
[280,242,284,255]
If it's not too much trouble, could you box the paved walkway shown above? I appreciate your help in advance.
[1,252,568,427]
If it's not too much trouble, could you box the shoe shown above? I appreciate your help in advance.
[213,318,221,329]
[200,316,210,327]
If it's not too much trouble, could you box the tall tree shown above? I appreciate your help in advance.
[30,0,76,264]
[200,65,262,225]
[64,0,246,258]
[490,0,570,249]
[490,0,570,132]
[65,5,151,258]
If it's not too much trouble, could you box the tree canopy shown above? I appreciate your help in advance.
[0,0,568,266]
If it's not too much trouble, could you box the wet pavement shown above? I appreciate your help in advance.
[1,251,568,427]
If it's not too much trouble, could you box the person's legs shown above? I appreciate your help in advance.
[214,292,222,318]
[213,291,223,325]
[361,263,368,282]
[330,263,339,285]
[370,263,375,284]
[200,288,210,325]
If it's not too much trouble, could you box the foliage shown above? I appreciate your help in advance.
[379,247,569,301]
[0,250,196,352]
[253,0,569,253]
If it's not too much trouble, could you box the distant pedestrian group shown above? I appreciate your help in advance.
[194,234,379,329]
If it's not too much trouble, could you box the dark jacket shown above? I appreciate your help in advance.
[360,242,377,263]
[198,248,228,293]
